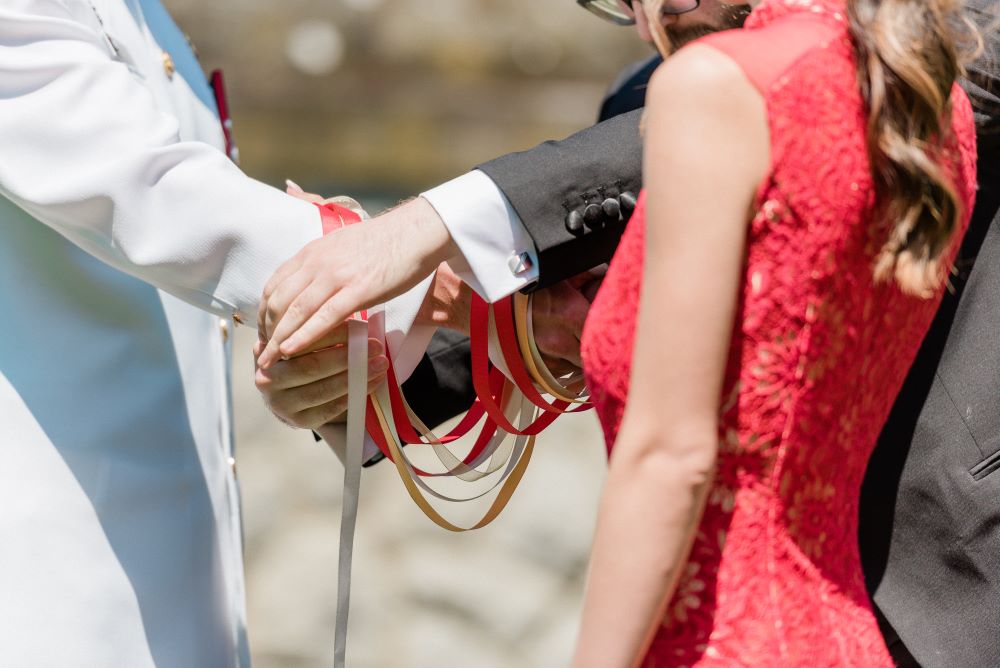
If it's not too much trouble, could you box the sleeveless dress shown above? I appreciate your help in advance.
[580,1,978,665]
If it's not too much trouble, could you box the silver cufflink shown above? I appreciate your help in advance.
[507,252,534,276]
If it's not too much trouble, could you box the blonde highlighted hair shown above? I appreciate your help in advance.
[849,0,981,296]
[639,0,982,297]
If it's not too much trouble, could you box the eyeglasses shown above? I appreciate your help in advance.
[576,0,702,26]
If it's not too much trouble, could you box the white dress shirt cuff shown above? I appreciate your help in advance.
[421,170,538,303]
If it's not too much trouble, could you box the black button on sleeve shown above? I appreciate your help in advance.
[565,209,585,234]
[584,203,604,228]
[602,197,621,220]
[619,191,638,216]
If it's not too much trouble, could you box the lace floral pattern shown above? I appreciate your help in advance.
[581,0,978,665]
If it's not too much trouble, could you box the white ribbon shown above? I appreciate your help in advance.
[332,318,369,668]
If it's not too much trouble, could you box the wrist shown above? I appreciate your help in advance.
[409,196,459,272]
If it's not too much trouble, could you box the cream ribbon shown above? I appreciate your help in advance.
[332,318,368,668]
[330,315,534,665]
[320,198,554,664]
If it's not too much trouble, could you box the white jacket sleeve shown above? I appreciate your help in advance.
[0,0,321,323]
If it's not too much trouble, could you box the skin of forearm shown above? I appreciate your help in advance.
[389,196,460,278]
[383,196,471,334]
[572,432,716,668]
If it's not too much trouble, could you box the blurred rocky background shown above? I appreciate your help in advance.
[163,0,649,665]
[167,0,647,197]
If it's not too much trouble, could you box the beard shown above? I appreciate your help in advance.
[665,3,753,50]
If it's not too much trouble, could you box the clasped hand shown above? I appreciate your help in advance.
[257,197,456,369]
[254,187,599,429]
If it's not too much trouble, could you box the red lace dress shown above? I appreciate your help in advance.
[580,1,978,665]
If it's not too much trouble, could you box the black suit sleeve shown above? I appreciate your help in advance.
[393,59,657,437]
[476,54,658,290]
[477,108,642,290]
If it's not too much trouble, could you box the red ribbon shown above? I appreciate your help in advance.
[469,296,563,436]
[210,70,239,164]
[316,202,363,234]
[314,201,586,475]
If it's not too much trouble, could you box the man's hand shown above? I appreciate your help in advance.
[531,276,598,376]
[254,327,388,429]
[257,197,458,368]
[415,261,474,335]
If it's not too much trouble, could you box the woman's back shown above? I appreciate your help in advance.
[581,1,977,664]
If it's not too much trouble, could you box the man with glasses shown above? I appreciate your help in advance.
[580,0,749,44]
[267,1,752,374]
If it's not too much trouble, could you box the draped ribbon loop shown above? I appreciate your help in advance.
[316,202,592,666]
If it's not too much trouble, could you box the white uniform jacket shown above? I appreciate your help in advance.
[0,1,322,665]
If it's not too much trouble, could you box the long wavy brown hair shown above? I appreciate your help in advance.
[849,0,981,296]
[640,0,982,297]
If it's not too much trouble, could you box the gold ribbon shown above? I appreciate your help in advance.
[401,395,519,483]
[370,393,536,532]
[513,292,589,404]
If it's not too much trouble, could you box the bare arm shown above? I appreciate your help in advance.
[571,46,769,668]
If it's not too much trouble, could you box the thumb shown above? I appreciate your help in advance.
[286,179,325,204]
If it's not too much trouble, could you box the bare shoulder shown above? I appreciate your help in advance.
[643,43,770,209]
[646,44,763,123]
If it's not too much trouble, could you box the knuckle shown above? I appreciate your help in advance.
[268,393,292,416]
[535,330,561,356]
[287,414,311,430]
[324,397,349,422]
[292,353,322,379]
[556,341,580,359]
[570,298,592,322]
[297,408,325,431]
[265,302,282,325]
[548,335,577,360]
[254,370,272,391]
[300,383,327,407]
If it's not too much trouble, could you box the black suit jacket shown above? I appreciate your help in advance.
[859,145,1000,668]
[859,4,1000,664]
